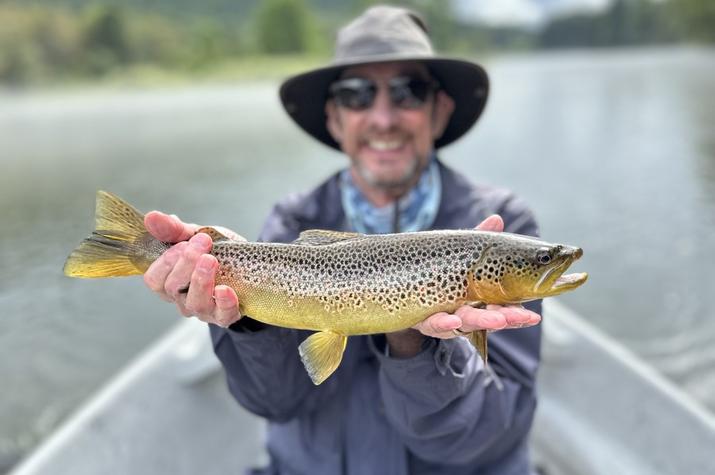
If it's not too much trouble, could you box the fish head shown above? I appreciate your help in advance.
[469,233,588,304]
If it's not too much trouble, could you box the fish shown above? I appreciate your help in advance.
[64,191,588,385]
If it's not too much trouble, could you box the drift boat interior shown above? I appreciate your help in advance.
[9,301,715,475]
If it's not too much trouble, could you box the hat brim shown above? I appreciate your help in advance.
[279,55,489,150]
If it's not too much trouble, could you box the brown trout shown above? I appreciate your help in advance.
[64,191,588,384]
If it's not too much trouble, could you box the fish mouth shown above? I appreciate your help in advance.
[536,247,588,296]
[551,271,589,292]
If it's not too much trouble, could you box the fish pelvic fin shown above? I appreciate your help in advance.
[467,330,489,364]
[298,331,348,385]
[63,191,169,278]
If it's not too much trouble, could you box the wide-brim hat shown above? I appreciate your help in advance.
[279,5,489,151]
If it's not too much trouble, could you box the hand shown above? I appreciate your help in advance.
[142,211,242,327]
[412,215,542,340]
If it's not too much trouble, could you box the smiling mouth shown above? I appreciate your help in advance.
[367,139,405,151]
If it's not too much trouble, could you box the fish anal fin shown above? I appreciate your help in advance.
[465,329,488,364]
[195,226,246,243]
[298,331,348,385]
[293,229,362,246]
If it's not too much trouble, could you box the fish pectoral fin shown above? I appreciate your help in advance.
[467,330,488,364]
[292,229,363,246]
[464,300,486,309]
[195,226,246,243]
[298,331,348,385]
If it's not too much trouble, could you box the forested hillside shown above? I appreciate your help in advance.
[1,0,712,86]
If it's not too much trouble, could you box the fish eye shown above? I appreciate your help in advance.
[536,249,552,265]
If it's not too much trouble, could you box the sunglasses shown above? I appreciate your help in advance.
[329,76,439,111]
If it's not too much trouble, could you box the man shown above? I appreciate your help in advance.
[143,6,542,475]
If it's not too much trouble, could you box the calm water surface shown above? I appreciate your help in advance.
[1,47,714,469]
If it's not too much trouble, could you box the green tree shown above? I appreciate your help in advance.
[82,5,131,75]
[669,0,715,42]
[255,0,316,54]
[125,13,184,67]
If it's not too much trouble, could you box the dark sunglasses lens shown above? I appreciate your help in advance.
[389,77,433,109]
[331,79,376,110]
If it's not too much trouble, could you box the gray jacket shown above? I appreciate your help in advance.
[210,161,542,475]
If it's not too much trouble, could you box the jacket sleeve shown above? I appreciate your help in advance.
[210,197,336,422]
[210,325,338,422]
[370,191,543,466]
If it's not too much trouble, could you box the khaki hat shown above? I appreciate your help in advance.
[279,5,489,150]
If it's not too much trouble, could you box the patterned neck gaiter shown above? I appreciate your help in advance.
[340,156,441,234]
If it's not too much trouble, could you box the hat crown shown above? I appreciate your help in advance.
[334,6,434,64]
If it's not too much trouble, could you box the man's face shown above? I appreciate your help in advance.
[325,62,454,194]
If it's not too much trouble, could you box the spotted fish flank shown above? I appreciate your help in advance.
[64,191,588,385]
[216,232,487,333]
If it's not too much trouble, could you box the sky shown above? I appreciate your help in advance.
[451,0,612,28]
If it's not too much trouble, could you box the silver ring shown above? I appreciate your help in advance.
[452,328,468,336]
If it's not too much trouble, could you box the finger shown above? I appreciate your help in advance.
[143,242,188,302]
[214,285,241,327]
[487,304,541,328]
[144,211,199,243]
[413,312,462,339]
[475,214,504,232]
[184,254,218,319]
[174,296,194,317]
[164,233,213,298]
[455,305,508,331]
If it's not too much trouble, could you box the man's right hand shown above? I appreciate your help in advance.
[142,211,242,328]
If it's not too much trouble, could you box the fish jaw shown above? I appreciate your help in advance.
[542,271,589,297]
[535,246,588,297]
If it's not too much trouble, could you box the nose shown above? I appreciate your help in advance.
[366,86,399,130]
[558,245,583,259]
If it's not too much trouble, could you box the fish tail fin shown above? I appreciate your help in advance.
[468,329,488,364]
[63,191,169,278]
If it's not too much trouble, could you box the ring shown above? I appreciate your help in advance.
[452,328,468,336]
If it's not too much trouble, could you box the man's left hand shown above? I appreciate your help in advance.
[383,215,542,357]
[411,215,541,339]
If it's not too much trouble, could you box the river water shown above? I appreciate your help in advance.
[1,47,714,469]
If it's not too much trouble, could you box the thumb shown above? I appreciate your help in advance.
[144,211,198,243]
[476,214,504,232]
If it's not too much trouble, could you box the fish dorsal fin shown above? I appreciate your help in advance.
[195,226,247,243]
[292,229,362,246]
